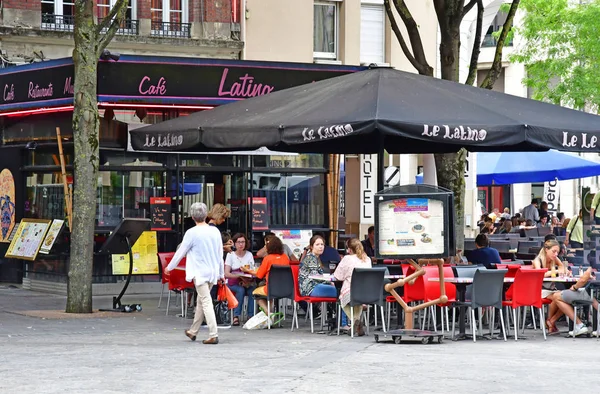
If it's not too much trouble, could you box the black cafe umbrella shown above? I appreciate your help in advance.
[130,67,600,154]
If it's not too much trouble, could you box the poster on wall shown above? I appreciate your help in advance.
[39,219,65,254]
[111,231,159,275]
[0,169,16,243]
[273,229,313,260]
[378,198,445,256]
[5,219,52,261]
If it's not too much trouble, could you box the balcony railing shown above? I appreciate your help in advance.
[150,21,191,38]
[41,14,75,32]
[99,19,139,36]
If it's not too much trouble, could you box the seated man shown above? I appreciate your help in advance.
[465,234,501,269]
[560,268,599,337]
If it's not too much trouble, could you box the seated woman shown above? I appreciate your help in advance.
[298,235,337,298]
[561,267,599,337]
[479,218,496,235]
[253,235,290,313]
[333,238,372,336]
[224,233,256,326]
[498,219,512,234]
[532,239,587,335]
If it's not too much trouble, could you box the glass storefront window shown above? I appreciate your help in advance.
[254,154,324,168]
[97,171,165,227]
[25,173,70,220]
[179,153,241,168]
[252,173,325,226]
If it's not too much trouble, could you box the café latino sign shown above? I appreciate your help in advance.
[0,57,359,112]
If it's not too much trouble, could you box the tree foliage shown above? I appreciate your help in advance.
[512,0,600,111]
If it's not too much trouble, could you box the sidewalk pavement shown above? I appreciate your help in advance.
[1,284,599,394]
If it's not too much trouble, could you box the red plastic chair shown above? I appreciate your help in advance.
[157,252,175,308]
[290,265,338,333]
[502,269,547,340]
[422,266,456,334]
[501,264,523,301]
[403,264,426,303]
[385,263,426,329]
[158,253,193,316]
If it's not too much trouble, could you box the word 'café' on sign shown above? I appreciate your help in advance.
[422,124,487,141]
[3,84,14,101]
[302,124,354,141]
[139,76,167,96]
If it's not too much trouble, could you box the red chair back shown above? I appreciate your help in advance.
[158,252,175,284]
[167,262,193,291]
[503,264,522,300]
[158,253,191,291]
[290,265,306,302]
[422,265,456,304]
[403,264,425,303]
[509,269,546,308]
[442,266,457,302]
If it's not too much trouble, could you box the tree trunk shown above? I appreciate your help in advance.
[434,1,466,251]
[434,150,467,250]
[66,1,99,313]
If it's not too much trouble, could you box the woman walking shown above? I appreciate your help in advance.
[165,202,224,344]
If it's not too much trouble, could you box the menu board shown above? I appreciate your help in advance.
[378,198,444,256]
[150,197,172,231]
[111,231,159,275]
[39,219,64,254]
[250,197,268,230]
[273,229,313,259]
[5,219,52,261]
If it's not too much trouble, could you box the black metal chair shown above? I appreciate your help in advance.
[266,265,295,329]
[537,226,552,236]
[524,228,539,238]
[518,240,539,254]
[529,236,546,243]
[337,267,387,337]
[453,265,487,301]
[451,269,508,342]
[490,241,511,253]
[464,239,476,252]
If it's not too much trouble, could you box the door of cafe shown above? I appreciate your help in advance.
[179,170,249,237]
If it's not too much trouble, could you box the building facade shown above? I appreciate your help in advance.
[0,0,438,290]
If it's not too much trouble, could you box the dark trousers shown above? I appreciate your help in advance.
[570,241,583,249]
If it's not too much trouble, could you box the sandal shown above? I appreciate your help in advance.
[232,316,240,326]
[546,320,559,334]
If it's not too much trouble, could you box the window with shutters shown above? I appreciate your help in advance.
[360,1,385,65]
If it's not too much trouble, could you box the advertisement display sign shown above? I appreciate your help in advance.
[111,231,159,275]
[273,229,313,260]
[378,198,445,256]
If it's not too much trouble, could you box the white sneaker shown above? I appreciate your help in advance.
[593,330,598,337]
[569,324,589,337]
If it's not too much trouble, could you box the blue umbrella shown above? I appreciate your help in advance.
[477,150,600,185]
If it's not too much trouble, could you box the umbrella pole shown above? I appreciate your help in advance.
[327,154,334,246]
[377,145,385,193]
